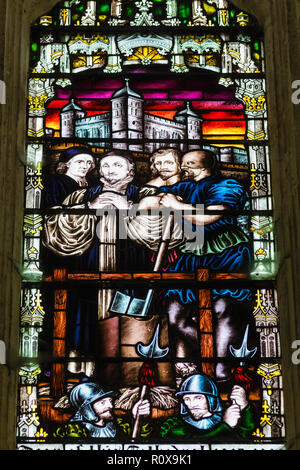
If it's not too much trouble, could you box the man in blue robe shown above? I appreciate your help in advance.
[139,149,251,275]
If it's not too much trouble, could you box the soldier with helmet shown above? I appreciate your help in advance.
[132,373,255,440]
[158,374,255,439]
[55,374,255,440]
[68,382,119,439]
[54,381,150,439]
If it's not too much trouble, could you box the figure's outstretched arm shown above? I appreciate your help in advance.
[137,195,163,210]
[158,192,228,226]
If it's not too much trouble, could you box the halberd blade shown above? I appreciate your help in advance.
[136,323,169,359]
[229,324,257,365]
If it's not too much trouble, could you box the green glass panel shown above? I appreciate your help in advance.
[97,1,110,14]
[126,6,134,17]
[178,1,190,20]
[154,6,163,16]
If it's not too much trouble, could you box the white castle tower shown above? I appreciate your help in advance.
[111,78,144,151]
[59,97,86,138]
[174,101,203,149]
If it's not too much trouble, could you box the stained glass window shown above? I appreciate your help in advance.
[18,0,285,451]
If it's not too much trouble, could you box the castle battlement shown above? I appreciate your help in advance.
[145,113,185,128]
[76,112,110,125]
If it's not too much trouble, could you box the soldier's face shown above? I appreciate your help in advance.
[92,397,114,421]
[182,393,211,420]
[153,153,179,180]
[66,154,94,179]
[100,156,130,183]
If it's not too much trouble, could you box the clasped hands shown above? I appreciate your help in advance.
[137,193,185,212]
[87,192,132,210]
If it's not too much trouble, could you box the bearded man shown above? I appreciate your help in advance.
[139,148,182,199]
[132,374,255,440]
[159,374,255,440]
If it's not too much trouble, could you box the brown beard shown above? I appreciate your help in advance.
[189,408,210,420]
[181,169,195,181]
[100,409,113,421]
[159,171,174,181]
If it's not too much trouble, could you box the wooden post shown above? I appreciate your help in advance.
[197,269,214,377]
[197,270,249,377]
[51,269,67,398]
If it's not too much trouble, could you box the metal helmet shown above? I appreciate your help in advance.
[70,382,117,423]
[175,374,222,415]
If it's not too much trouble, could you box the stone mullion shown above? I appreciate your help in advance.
[269,0,300,450]
[0,0,28,450]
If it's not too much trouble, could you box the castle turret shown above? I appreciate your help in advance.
[174,101,202,150]
[111,78,144,151]
[59,97,86,138]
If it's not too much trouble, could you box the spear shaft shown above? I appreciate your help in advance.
[131,324,169,441]
[131,384,148,441]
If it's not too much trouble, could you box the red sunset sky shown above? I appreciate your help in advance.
[44,77,247,145]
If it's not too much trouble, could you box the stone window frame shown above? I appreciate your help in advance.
[0,0,300,450]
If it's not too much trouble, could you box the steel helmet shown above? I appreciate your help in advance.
[175,374,222,415]
[70,382,118,423]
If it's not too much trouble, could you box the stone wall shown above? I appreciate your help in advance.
[0,0,300,449]
[233,0,300,450]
